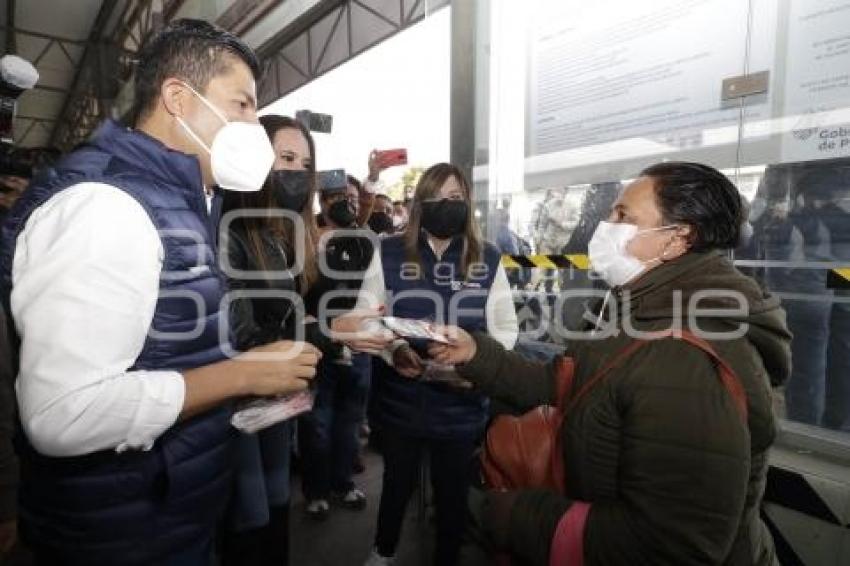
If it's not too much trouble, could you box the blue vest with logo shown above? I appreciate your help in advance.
[373,232,501,440]
[0,120,234,564]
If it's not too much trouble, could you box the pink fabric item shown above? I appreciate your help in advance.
[549,502,591,566]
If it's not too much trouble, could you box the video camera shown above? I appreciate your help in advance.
[0,54,59,178]
[0,54,39,146]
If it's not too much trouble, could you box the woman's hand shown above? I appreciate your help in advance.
[237,340,322,397]
[393,344,424,379]
[427,325,477,365]
[367,149,386,182]
[331,307,395,354]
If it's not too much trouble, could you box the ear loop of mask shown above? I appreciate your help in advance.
[591,224,681,335]
[591,289,612,336]
[175,81,228,155]
[632,224,681,267]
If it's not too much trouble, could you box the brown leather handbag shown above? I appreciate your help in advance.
[481,356,574,494]
[481,330,747,495]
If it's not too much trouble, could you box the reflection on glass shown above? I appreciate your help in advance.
[474,0,850,438]
[744,159,850,432]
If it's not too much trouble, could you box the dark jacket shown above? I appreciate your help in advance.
[304,226,374,318]
[0,120,235,564]
[227,225,300,349]
[224,223,346,530]
[226,224,338,354]
[0,306,16,524]
[224,225,299,532]
[459,250,792,565]
[373,233,502,440]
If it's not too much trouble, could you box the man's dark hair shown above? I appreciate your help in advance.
[641,161,743,252]
[131,18,261,125]
[375,194,392,203]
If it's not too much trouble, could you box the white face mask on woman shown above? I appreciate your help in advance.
[588,221,680,287]
[176,82,274,193]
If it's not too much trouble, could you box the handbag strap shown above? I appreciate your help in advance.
[670,330,748,420]
[553,356,576,413]
[547,330,747,565]
[564,329,747,420]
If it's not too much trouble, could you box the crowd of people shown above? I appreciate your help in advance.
[0,17,799,566]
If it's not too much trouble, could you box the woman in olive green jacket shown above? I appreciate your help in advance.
[431,162,792,566]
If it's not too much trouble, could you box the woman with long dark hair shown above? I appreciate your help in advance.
[217,114,320,566]
[357,163,518,566]
[219,115,390,565]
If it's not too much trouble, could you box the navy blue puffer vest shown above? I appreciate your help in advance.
[372,232,501,440]
[0,120,235,564]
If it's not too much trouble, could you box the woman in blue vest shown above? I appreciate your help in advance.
[220,115,390,565]
[358,163,518,566]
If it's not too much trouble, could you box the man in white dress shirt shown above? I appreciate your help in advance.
[0,19,319,565]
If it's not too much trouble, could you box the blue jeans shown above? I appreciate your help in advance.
[299,353,371,500]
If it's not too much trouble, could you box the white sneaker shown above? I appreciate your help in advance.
[305,498,330,521]
[363,548,394,566]
[333,487,367,510]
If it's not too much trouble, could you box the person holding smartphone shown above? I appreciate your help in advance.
[357,163,518,566]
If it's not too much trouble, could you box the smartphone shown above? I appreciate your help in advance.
[318,168,347,191]
[296,109,333,133]
[376,148,408,169]
[380,316,450,344]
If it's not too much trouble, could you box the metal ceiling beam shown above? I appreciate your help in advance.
[311,5,345,75]
[16,115,56,122]
[115,1,148,50]
[405,0,423,23]
[0,25,88,46]
[352,0,398,28]
[6,0,16,54]
[257,0,343,61]
[33,84,69,94]
[49,0,185,150]
[233,0,284,36]
[256,0,449,106]
[17,119,38,145]
[162,0,187,23]
[217,0,284,37]
[49,0,119,148]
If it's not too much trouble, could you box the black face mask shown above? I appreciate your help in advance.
[328,199,356,227]
[420,199,468,239]
[269,169,311,212]
[368,212,394,234]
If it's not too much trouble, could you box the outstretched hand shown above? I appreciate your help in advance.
[427,325,477,365]
[393,343,424,379]
[331,307,395,354]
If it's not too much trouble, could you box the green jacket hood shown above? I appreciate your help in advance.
[620,250,792,387]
